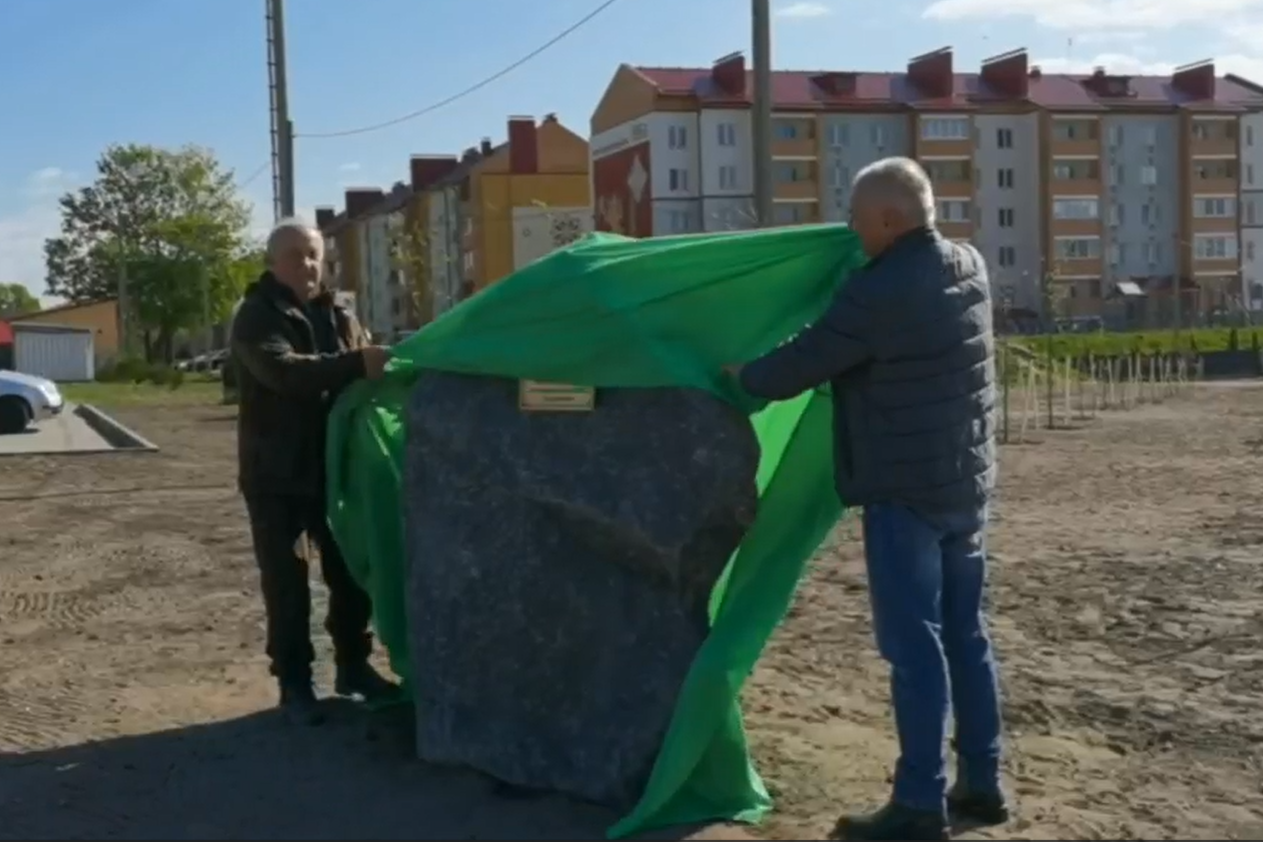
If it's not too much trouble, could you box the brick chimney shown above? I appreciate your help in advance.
[409,155,459,191]
[907,47,954,99]
[1172,59,1215,100]
[507,116,538,174]
[980,48,1029,98]
[711,51,746,96]
[314,207,335,230]
[811,71,857,97]
[479,137,494,156]
[344,188,384,218]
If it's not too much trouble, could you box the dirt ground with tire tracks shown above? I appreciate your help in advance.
[1,383,1261,839]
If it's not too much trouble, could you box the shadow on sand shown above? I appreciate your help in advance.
[0,700,742,840]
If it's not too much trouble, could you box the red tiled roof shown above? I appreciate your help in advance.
[633,66,1263,110]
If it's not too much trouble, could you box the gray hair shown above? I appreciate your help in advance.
[852,157,936,227]
[265,217,319,263]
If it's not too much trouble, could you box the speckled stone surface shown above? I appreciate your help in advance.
[404,372,760,809]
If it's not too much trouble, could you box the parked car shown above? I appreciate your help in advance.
[0,369,64,434]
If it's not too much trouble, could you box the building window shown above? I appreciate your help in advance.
[828,123,849,146]
[924,159,971,182]
[1108,204,1124,225]
[1194,160,1237,180]
[1052,119,1097,141]
[1247,125,1255,146]
[1247,241,1256,261]
[773,161,811,182]
[1140,165,1158,185]
[1108,124,1123,145]
[1107,243,1127,264]
[773,203,807,225]
[774,121,800,140]
[997,245,1016,267]
[830,163,850,188]
[668,125,688,149]
[1194,234,1237,259]
[718,164,738,190]
[998,208,1014,227]
[1052,197,1099,219]
[1249,164,1256,186]
[667,210,691,233]
[996,128,1013,149]
[1054,236,1101,260]
[1248,199,1257,225]
[997,168,1014,188]
[1052,159,1099,180]
[1194,196,1235,218]
[1192,119,1232,141]
[668,168,689,191]
[921,117,970,140]
[936,199,970,223]
[1143,126,1157,145]
[871,124,886,145]
[717,122,737,146]
[1144,241,1161,263]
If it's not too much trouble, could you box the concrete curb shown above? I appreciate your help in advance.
[75,404,160,452]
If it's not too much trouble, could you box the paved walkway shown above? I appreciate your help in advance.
[0,404,112,455]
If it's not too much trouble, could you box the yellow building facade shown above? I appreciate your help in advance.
[462,116,593,291]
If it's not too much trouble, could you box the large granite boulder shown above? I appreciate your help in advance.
[404,372,760,809]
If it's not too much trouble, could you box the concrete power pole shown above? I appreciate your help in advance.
[266,0,295,220]
[751,0,773,227]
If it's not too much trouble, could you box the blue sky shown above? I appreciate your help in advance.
[2,0,1260,302]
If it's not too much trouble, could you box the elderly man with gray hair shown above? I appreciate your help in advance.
[231,217,396,725]
[730,157,1006,841]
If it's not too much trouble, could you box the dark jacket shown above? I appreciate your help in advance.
[231,272,368,497]
[740,227,995,516]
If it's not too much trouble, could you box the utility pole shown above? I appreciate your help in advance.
[266,0,295,220]
[751,0,773,227]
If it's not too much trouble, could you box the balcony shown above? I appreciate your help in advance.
[1188,120,1236,158]
[1190,175,1237,195]
[1052,256,1104,277]
[1048,137,1101,157]
[1049,218,1101,237]
[938,220,973,240]
[771,119,816,157]
[773,179,819,201]
[1049,177,1101,197]
[1190,215,1238,234]
[915,138,972,158]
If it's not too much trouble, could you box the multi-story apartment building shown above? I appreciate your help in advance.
[590,49,1263,318]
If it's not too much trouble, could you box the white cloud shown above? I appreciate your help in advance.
[923,0,1263,31]
[337,162,361,172]
[776,1,831,18]
[0,168,77,303]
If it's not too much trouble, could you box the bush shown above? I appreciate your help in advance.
[97,357,185,389]
[1011,328,1263,359]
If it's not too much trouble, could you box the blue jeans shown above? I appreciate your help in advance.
[862,502,1003,812]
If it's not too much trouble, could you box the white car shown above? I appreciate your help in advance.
[0,370,64,434]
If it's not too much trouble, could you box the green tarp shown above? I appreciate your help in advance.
[326,224,866,838]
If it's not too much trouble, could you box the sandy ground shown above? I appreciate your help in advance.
[1,384,1261,839]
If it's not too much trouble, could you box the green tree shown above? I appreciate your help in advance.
[42,143,253,359]
[0,283,38,316]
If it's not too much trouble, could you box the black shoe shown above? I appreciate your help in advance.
[334,661,400,702]
[831,802,949,841]
[947,784,1010,826]
[279,681,325,727]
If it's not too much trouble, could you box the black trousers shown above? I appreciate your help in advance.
[243,493,373,683]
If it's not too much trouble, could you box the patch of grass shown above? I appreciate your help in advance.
[63,377,225,408]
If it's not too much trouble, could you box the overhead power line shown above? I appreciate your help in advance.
[236,160,271,191]
[296,0,623,140]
